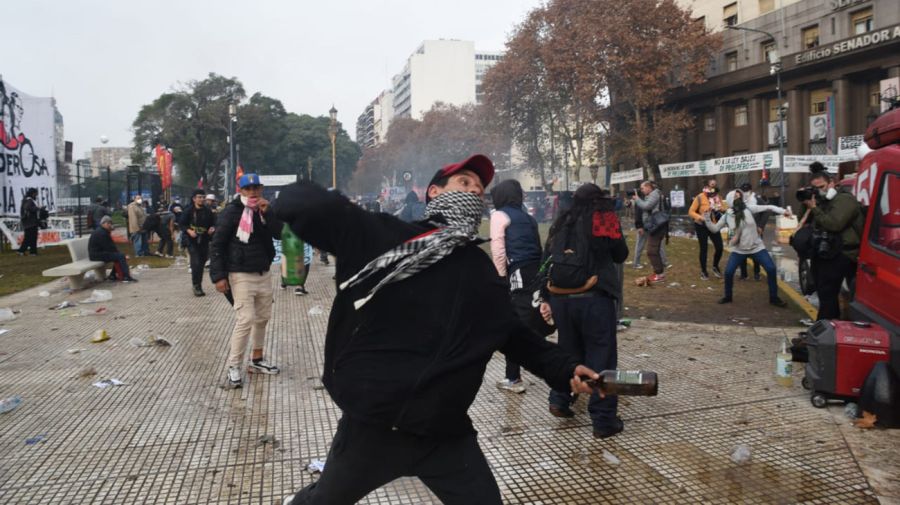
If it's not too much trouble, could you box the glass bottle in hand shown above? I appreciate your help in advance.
[583,370,658,396]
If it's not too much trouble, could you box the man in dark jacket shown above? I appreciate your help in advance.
[210,173,283,389]
[88,216,136,282]
[179,189,217,296]
[88,197,110,230]
[802,162,864,320]
[275,155,598,505]
[18,187,40,256]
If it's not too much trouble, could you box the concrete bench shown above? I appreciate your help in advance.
[42,237,109,290]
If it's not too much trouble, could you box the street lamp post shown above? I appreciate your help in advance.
[726,25,786,207]
[75,160,83,237]
[228,100,238,197]
[328,105,338,189]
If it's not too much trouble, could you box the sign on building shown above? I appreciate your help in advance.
[0,78,58,217]
[838,135,865,156]
[670,190,686,208]
[783,154,857,173]
[609,167,644,185]
[880,77,899,113]
[659,151,779,179]
[259,175,297,187]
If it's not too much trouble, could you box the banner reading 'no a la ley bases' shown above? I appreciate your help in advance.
[659,151,779,179]
[1,78,58,217]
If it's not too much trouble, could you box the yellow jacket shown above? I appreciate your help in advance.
[688,192,727,224]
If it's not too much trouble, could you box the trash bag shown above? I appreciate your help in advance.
[858,362,900,429]
[82,290,112,303]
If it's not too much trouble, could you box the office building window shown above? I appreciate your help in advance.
[802,26,819,49]
[810,89,831,115]
[704,114,716,131]
[762,41,777,63]
[869,82,881,108]
[725,51,738,71]
[852,8,873,35]
[759,0,774,13]
[734,105,748,126]
[723,2,738,26]
[768,98,782,122]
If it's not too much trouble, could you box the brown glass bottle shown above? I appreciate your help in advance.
[582,370,658,396]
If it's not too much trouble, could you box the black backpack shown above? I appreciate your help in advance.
[38,207,49,230]
[547,215,596,293]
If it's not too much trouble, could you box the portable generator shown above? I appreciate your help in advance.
[804,320,899,408]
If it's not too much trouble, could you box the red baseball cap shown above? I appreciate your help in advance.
[428,154,495,190]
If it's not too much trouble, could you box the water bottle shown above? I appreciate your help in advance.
[281,223,306,286]
[582,370,659,396]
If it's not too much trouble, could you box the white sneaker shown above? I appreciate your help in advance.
[226,366,242,389]
[617,324,628,332]
[496,379,526,394]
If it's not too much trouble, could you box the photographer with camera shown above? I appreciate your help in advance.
[800,162,864,320]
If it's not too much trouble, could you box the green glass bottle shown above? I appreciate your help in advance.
[280,223,306,286]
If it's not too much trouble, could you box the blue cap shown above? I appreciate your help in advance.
[238,173,262,188]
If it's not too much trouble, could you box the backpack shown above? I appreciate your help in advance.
[38,207,50,230]
[547,215,597,294]
[643,193,670,235]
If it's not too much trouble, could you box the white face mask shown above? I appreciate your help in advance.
[820,187,837,200]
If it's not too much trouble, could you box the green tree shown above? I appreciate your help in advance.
[132,73,245,191]
[132,74,361,191]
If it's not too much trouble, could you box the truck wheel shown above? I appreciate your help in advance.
[811,394,827,408]
[801,376,811,390]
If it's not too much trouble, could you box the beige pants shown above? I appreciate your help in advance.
[227,271,274,367]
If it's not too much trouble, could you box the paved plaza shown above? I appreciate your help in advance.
[0,259,898,504]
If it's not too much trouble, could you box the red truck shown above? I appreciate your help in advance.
[845,107,900,334]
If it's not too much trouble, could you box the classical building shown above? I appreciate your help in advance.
[90,146,133,173]
[660,0,900,200]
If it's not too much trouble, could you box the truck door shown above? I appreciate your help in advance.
[856,168,900,329]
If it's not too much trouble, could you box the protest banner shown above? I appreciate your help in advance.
[783,154,856,173]
[659,151,779,179]
[609,167,644,185]
[0,216,75,248]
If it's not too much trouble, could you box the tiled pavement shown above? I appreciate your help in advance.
[0,258,896,504]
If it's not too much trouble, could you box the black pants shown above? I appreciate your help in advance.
[548,294,618,430]
[188,242,209,287]
[18,226,38,254]
[94,252,131,280]
[289,416,502,505]
[157,230,173,257]
[813,253,856,320]
[694,222,723,275]
[646,227,666,274]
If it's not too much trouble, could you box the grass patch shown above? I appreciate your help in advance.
[0,242,174,297]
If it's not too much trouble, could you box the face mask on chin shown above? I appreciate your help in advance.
[818,187,837,200]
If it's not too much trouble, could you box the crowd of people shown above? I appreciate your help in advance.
[11,150,866,505]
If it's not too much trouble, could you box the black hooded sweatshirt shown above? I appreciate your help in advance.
[275,182,578,436]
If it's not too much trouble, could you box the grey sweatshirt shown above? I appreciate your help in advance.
[705,207,765,255]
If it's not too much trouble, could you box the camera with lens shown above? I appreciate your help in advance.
[812,230,840,259]
[796,186,817,202]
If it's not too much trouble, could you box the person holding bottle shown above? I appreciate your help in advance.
[210,173,284,389]
[275,155,599,505]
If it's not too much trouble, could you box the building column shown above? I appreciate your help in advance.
[787,89,805,155]
[748,97,765,153]
[832,78,852,140]
[715,104,728,157]
[888,66,900,79]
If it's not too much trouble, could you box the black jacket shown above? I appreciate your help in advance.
[88,227,117,259]
[274,182,579,436]
[209,198,282,283]
[178,205,216,246]
[20,197,39,229]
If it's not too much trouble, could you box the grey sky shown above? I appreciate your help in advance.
[6,0,540,158]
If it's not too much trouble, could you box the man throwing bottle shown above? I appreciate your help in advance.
[275,154,599,505]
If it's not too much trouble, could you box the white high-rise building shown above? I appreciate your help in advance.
[475,51,503,105]
[356,90,395,149]
[391,40,502,121]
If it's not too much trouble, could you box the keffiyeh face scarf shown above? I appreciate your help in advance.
[340,191,485,309]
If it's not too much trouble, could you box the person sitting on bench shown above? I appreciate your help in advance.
[89,216,138,283]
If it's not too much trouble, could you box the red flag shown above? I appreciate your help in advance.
[155,144,174,190]
[235,165,245,183]
[163,150,173,189]
[197,176,204,189]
